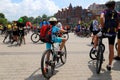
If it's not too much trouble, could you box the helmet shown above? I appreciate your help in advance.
[105,1,115,8]
[18,18,23,23]
[49,17,57,22]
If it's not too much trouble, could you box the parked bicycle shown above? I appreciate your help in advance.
[41,41,67,79]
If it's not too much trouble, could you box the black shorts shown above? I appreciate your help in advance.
[117,29,120,39]
[108,35,116,45]
[18,30,24,36]
[92,31,99,35]
[13,31,18,36]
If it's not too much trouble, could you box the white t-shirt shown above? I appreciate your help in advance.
[92,20,99,31]
[56,22,62,29]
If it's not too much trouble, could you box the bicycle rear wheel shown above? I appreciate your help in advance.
[31,33,40,43]
[41,49,55,79]
[60,45,67,64]
[96,45,103,74]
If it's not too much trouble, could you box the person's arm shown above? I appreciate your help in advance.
[60,29,67,33]
[100,12,105,28]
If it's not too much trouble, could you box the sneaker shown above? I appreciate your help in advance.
[114,56,120,60]
[106,65,111,71]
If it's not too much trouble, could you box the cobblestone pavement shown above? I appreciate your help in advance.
[0,32,120,80]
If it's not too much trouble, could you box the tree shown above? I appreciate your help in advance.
[42,14,48,20]
[0,13,5,18]
[0,18,7,26]
[20,16,29,24]
[28,17,34,23]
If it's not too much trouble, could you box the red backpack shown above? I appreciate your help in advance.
[40,25,52,43]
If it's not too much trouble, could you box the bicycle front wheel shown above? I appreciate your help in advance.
[41,49,55,79]
[31,33,40,43]
[96,45,103,74]
[60,45,67,64]
[89,47,97,60]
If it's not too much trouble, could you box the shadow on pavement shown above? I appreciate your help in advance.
[25,67,59,80]
[112,60,120,71]
[25,67,46,80]
[88,60,112,80]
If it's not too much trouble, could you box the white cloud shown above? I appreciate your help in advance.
[0,0,59,21]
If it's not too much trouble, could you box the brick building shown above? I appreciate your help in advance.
[54,4,94,26]
[88,1,120,16]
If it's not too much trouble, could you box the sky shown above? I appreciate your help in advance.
[0,0,120,21]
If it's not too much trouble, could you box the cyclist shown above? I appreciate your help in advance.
[100,1,119,71]
[16,18,26,44]
[114,12,120,60]
[40,18,50,28]
[3,24,13,43]
[46,17,67,53]
[12,21,18,43]
[91,16,100,52]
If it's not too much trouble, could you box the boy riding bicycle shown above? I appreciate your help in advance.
[46,17,67,53]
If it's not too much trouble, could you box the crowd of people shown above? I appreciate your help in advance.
[0,0,120,72]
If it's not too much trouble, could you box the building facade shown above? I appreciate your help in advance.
[115,1,120,12]
[54,4,94,26]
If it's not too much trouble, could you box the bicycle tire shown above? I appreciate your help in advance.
[41,49,55,79]
[89,47,97,60]
[101,44,105,53]
[89,44,105,60]
[115,42,118,51]
[96,45,103,74]
[31,33,40,43]
[60,45,67,64]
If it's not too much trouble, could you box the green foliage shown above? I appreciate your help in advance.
[0,18,7,26]
[0,13,5,18]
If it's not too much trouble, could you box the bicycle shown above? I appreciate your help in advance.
[89,36,105,60]
[95,32,114,74]
[41,42,67,79]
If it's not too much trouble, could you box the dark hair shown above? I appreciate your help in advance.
[105,1,116,8]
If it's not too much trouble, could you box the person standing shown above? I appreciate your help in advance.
[114,12,120,60]
[100,1,119,71]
